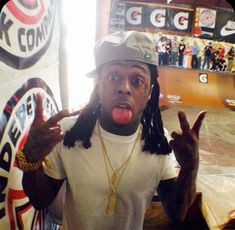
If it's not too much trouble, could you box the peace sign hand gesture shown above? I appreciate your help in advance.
[169,110,206,171]
[23,94,77,163]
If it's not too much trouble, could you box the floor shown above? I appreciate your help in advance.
[161,104,235,175]
[143,104,235,229]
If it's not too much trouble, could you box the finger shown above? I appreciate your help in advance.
[66,109,81,117]
[44,109,70,128]
[178,111,190,135]
[43,133,65,148]
[171,131,182,139]
[45,109,81,128]
[34,93,44,121]
[32,132,64,158]
[49,124,61,129]
[42,127,62,139]
[169,139,177,150]
[192,110,207,136]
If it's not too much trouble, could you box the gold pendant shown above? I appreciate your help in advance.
[111,172,117,187]
[107,191,116,216]
[43,157,51,169]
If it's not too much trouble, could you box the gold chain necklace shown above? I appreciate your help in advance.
[98,123,141,216]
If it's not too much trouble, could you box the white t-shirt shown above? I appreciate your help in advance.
[157,40,166,53]
[44,118,176,230]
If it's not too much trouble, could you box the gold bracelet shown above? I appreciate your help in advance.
[15,150,43,172]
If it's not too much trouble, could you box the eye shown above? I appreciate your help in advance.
[108,72,120,82]
[131,76,144,87]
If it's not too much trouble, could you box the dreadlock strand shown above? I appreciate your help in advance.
[141,65,172,155]
[155,106,172,153]
[63,85,100,148]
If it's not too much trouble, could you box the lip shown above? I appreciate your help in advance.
[113,102,132,111]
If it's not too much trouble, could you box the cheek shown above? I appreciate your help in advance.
[99,78,112,92]
[134,90,150,112]
[98,81,112,107]
[142,85,151,101]
[98,80,107,96]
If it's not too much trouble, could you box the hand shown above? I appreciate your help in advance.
[169,110,206,171]
[23,94,77,162]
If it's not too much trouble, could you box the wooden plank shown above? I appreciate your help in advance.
[197,175,235,229]
[144,193,208,229]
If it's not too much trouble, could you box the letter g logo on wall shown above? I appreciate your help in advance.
[174,12,189,30]
[199,73,208,83]
[0,0,56,69]
[126,7,142,25]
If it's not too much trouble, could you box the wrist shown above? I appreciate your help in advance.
[15,150,43,172]
[180,163,199,175]
[179,154,199,172]
[23,144,42,163]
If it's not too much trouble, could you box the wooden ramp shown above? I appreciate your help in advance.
[197,175,235,229]
[158,66,235,111]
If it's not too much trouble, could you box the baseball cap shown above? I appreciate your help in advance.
[87,31,157,77]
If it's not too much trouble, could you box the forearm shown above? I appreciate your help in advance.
[174,166,198,219]
[161,166,198,222]
[163,109,206,222]
[22,166,61,210]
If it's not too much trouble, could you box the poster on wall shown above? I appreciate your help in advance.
[108,2,194,34]
[109,2,126,32]
[215,8,235,43]
[196,7,235,42]
[123,3,194,34]
[0,0,61,229]
[198,8,217,29]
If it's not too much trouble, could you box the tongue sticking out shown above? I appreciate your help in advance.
[112,107,133,124]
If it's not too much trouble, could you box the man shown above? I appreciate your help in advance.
[191,42,199,69]
[16,31,206,230]
[178,38,186,67]
[156,36,167,66]
[210,50,219,71]
[227,46,235,72]
[165,38,172,65]
[217,55,227,72]
[202,42,213,70]
[170,36,179,66]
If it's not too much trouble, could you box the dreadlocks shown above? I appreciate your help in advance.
[141,65,172,154]
[63,65,172,155]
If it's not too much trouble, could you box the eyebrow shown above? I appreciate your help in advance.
[109,62,149,74]
[132,64,149,74]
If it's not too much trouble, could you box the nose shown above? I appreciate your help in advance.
[117,78,131,96]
